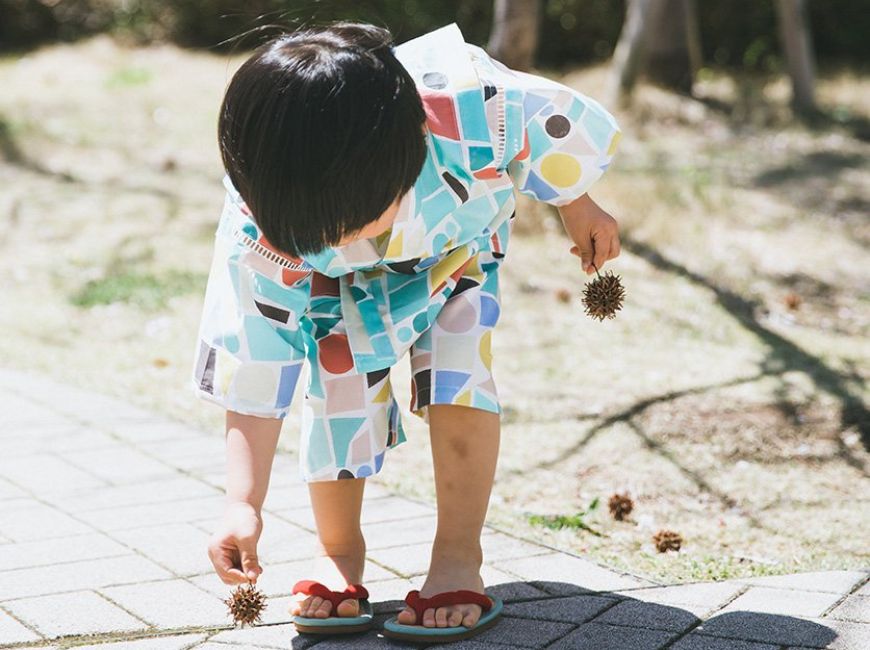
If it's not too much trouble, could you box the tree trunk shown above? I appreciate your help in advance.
[776,0,817,114]
[608,0,665,105]
[645,0,701,93]
[487,0,541,71]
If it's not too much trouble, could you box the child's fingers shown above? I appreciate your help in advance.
[239,545,262,582]
[610,233,621,259]
[592,235,611,271]
[569,244,595,274]
[209,542,247,584]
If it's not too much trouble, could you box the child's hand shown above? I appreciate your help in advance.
[207,501,264,584]
[558,194,621,276]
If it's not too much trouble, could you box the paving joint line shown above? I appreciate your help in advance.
[538,595,625,648]
[92,588,156,627]
[658,582,751,649]
[0,602,46,645]
[0,551,134,574]
[813,574,870,629]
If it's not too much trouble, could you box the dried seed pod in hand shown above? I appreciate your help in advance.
[582,263,625,321]
[224,581,268,626]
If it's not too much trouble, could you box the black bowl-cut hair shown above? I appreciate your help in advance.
[218,21,427,257]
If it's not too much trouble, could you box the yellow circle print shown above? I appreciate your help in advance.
[540,153,582,188]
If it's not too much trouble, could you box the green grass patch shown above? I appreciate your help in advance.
[70,269,206,311]
[528,497,603,535]
[105,66,153,88]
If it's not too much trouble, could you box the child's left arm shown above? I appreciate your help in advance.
[468,44,622,277]
[557,193,621,276]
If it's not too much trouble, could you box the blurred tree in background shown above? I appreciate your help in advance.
[0,0,867,71]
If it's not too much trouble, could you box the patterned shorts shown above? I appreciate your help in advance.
[299,263,502,482]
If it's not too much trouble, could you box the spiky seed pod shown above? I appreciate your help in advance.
[224,582,268,626]
[581,264,625,321]
[608,492,634,521]
[652,529,683,553]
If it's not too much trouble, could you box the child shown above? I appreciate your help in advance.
[191,21,620,642]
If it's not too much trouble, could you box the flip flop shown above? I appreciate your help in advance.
[291,580,373,634]
[382,588,503,644]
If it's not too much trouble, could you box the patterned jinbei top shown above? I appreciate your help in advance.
[191,22,621,419]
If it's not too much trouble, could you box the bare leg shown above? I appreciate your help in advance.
[397,404,500,628]
[289,477,367,619]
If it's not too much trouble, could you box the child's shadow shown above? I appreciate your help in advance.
[291,580,841,649]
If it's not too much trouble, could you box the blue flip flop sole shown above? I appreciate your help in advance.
[293,598,374,634]
[382,597,503,643]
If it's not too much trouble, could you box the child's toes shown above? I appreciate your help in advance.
[335,598,359,617]
[314,599,333,618]
[306,596,324,617]
[447,609,463,627]
[435,606,449,627]
[396,606,417,624]
[461,605,481,628]
[422,607,437,627]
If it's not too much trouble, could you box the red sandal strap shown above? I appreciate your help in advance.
[292,580,369,609]
[404,589,493,622]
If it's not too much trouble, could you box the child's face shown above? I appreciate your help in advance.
[335,125,426,247]
[335,194,402,246]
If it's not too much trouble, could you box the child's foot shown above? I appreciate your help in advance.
[289,538,366,619]
[396,545,486,628]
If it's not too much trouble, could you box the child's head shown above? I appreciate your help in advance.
[218,22,427,257]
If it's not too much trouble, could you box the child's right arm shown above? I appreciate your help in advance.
[193,179,314,584]
[207,410,282,585]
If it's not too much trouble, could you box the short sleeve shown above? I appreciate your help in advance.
[190,192,312,419]
[468,45,621,206]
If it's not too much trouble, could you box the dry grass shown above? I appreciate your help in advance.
[1,36,867,583]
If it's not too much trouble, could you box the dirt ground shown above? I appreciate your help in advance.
[1,36,867,583]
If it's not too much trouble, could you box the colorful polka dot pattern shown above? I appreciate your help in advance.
[190,22,619,481]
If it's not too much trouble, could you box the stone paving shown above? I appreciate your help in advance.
[0,367,867,649]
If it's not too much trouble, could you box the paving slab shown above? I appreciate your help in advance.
[592,598,703,632]
[716,586,844,618]
[44,475,219,512]
[507,592,618,621]
[546,620,677,649]
[467,615,575,648]
[736,570,867,595]
[111,522,216,576]
[100,578,231,629]
[614,581,746,610]
[495,552,655,592]
[0,554,173,600]
[0,499,94,541]
[694,611,840,647]
[826,594,870,623]
[0,453,108,493]
[0,531,129,572]
[3,590,150,638]
[794,618,870,650]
